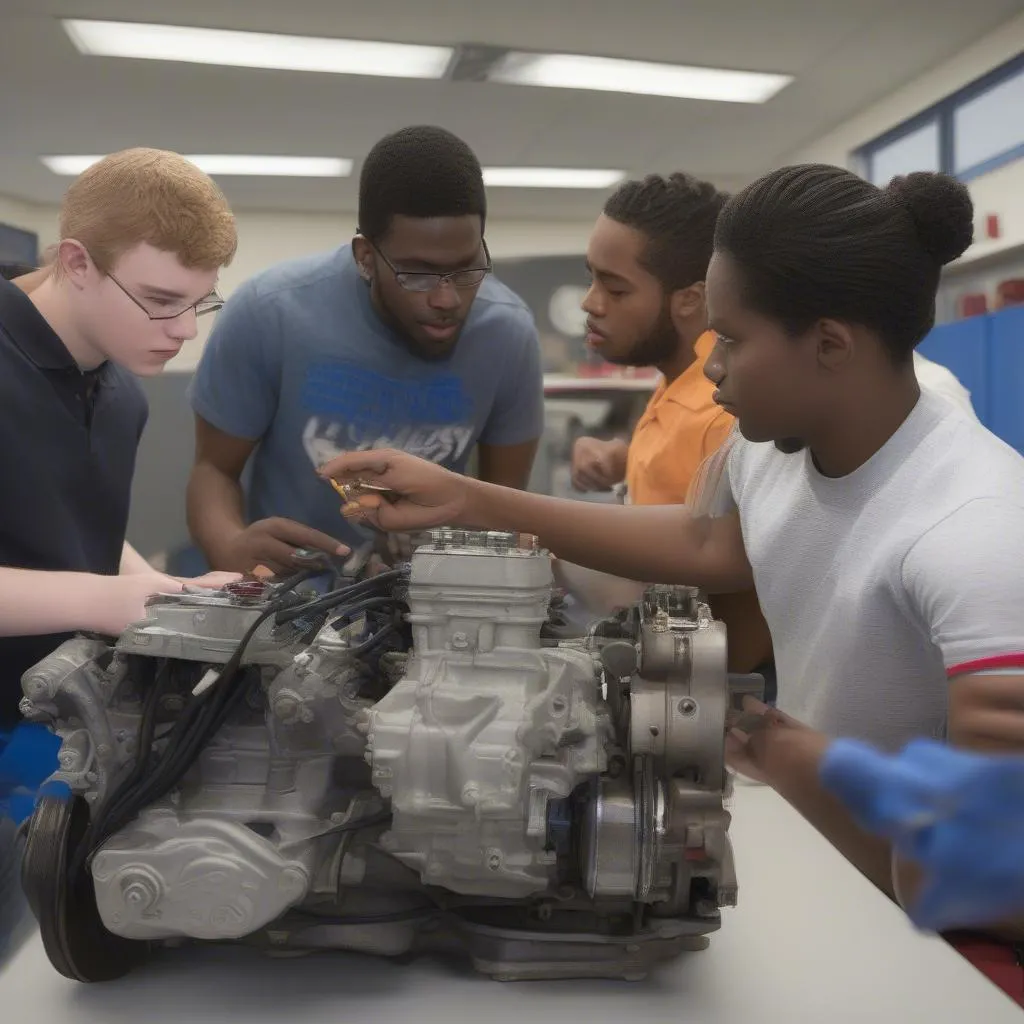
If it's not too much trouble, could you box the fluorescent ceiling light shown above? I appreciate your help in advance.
[488,52,791,104]
[41,155,352,177]
[483,167,626,189]
[62,19,453,79]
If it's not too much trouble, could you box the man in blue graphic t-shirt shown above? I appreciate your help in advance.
[186,126,544,574]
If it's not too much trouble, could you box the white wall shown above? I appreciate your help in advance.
[1,199,594,371]
[789,12,1024,167]
[0,195,49,246]
[789,11,1024,273]
[15,202,593,271]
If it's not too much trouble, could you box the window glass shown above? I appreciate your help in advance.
[953,70,1024,174]
[869,120,940,186]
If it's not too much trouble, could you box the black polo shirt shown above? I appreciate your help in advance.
[0,279,148,726]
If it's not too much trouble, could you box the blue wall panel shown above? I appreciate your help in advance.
[919,316,991,422]
[987,306,1024,453]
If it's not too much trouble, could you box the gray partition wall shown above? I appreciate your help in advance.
[127,373,197,562]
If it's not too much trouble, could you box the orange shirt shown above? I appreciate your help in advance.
[626,331,733,505]
[623,330,773,673]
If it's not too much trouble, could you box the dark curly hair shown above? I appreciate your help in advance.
[603,173,728,292]
[358,125,487,243]
[714,164,974,362]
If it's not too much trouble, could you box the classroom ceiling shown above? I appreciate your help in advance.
[0,0,1021,220]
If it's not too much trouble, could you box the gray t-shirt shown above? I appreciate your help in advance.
[726,391,1024,750]
[188,245,543,548]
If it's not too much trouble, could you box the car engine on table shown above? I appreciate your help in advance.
[18,529,759,983]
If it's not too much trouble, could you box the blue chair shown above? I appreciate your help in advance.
[0,723,60,965]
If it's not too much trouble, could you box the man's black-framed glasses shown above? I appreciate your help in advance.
[368,238,492,293]
[107,272,224,321]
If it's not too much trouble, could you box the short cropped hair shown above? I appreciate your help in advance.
[603,173,728,292]
[60,148,237,273]
[358,126,486,242]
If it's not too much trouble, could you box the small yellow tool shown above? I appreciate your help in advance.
[327,477,399,517]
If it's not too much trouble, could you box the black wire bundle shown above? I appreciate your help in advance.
[75,568,411,873]
[274,568,408,625]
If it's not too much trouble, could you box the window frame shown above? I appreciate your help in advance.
[857,52,1024,185]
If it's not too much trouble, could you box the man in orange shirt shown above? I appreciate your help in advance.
[565,172,773,680]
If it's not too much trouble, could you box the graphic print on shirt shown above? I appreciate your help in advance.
[299,360,476,469]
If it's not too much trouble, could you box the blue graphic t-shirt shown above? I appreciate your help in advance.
[187,245,543,548]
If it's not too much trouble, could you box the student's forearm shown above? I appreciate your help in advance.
[186,463,248,563]
[461,479,750,592]
[759,728,898,897]
[119,541,153,575]
[0,569,113,637]
[769,727,1024,940]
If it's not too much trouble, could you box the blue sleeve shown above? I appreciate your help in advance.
[187,281,282,441]
[478,308,544,447]
[820,737,1024,933]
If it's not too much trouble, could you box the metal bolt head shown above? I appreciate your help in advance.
[678,698,698,717]
[123,882,154,909]
[273,697,298,720]
[120,873,159,913]
[279,867,306,895]
[25,677,48,700]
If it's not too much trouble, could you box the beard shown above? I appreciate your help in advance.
[369,280,463,362]
[601,302,679,368]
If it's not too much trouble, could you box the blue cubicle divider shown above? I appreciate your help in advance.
[918,315,991,423]
[918,307,1023,451]
[988,306,1024,453]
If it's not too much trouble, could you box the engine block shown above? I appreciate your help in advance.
[368,530,608,898]
[19,530,754,983]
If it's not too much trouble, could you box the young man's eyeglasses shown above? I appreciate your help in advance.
[107,272,224,321]
[367,238,492,293]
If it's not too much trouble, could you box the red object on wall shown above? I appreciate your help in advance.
[986,214,1001,239]
[996,279,1024,309]
[958,292,989,318]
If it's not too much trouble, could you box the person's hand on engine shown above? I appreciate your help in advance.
[571,437,629,492]
[174,571,244,589]
[87,570,240,636]
[215,517,350,575]
[725,696,821,784]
